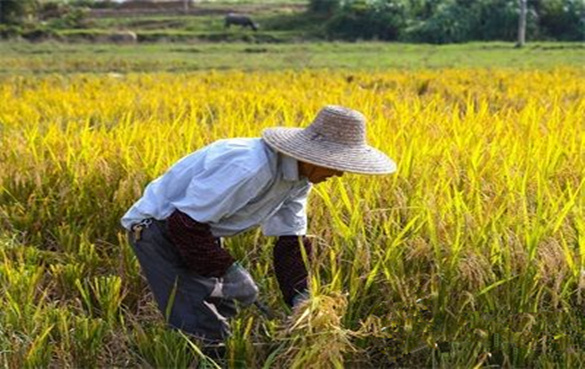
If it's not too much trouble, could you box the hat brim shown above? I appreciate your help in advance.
[262,127,397,175]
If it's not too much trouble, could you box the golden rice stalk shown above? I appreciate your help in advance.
[274,293,356,369]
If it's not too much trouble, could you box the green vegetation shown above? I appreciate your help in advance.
[1,1,318,43]
[1,0,584,43]
[1,41,584,74]
[0,0,40,24]
[318,0,585,42]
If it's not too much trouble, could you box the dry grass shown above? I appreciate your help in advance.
[274,293,354,368]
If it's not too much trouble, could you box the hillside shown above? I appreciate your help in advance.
[5,1,321,43]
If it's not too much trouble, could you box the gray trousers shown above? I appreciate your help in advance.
[127,219,237,342]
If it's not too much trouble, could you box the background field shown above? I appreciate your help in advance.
[1,41,585,74]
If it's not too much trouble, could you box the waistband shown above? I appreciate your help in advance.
[130,218,153,231]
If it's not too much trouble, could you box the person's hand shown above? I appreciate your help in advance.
[291,290,310,310]
[210,262,259,307]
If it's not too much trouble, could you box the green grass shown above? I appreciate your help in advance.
[37,1,318,43]
[87,6,313,32]
[1,41,584,74]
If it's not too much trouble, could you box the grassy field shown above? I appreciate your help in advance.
[21,1,318,43]
[1,44,585,367]
[1,41,585,74]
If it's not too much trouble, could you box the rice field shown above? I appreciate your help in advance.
[1,67,584,367]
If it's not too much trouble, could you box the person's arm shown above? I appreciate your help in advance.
[262,185,312,306]
[166,209,234,277]
[273,235,313,307]
[167,210,259,306]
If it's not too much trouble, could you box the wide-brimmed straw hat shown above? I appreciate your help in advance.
[262,105,396,175]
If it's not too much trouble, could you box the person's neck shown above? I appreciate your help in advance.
[297,161,312,179]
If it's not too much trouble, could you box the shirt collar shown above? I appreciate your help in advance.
[280,154,301,182]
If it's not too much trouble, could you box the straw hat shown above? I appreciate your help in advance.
[262,105,396,175]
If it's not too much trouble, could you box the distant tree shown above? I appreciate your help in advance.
[405,0,442,19]
[325,0,407,40]
[0,0,39,24]
[309,0,340,15]
[402,0,479,43]
[473,0,519,41]
[537,0,585,41]
[516,0,527,47]
[183,0,192,13]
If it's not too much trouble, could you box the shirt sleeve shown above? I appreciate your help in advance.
[171,160,271,225]
[166,209,235,277]
[261,185,311,237]
[273,235,313,306]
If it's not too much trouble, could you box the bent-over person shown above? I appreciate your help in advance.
[121,105,396,343]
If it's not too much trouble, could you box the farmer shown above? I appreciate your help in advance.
[121,105,396,343]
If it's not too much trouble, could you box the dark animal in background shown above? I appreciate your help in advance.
[225,13,258,31]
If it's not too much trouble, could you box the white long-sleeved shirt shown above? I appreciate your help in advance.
[120,138,312,237]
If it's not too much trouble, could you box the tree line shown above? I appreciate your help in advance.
[311,0,584,43]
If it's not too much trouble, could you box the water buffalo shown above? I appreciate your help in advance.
[225,13,258,31]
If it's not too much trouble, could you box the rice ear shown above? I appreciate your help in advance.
[275,293,357,369]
